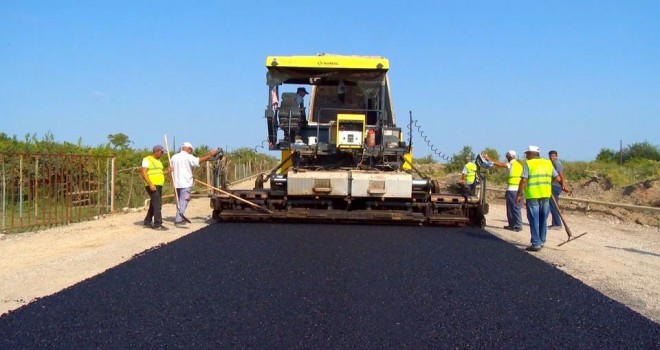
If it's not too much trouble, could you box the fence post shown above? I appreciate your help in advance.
[111,157,116,212]
[1,156,5,230]
[35,156,39,218]
[19,154,23,220]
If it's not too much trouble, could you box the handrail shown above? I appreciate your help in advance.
[486,188,660,213]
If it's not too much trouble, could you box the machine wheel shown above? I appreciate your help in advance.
[469,210,486,228]
[212,209,221,222]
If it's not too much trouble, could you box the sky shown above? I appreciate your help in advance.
[1,1,658,161]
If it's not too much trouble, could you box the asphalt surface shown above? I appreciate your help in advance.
[1,223,659,349]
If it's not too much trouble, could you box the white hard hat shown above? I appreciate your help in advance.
[506,150,517,157]
[182,142,194,150]
[525,145,540,153]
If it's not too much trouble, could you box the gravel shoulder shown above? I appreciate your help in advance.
[485,201,659,323]
[1,198,658,324]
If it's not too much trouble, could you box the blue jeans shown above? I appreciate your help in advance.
[505,190,523,229]
[526,198,550,247]
[549,185,562,227]
[175,187,192,223]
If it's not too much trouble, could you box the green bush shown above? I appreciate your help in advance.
[446,146,475,173]
[566,159,658,187]
[596,141,660,163]
[414,154,435,165]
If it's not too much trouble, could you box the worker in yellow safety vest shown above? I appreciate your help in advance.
[140,144,172,230]
[515,145,561,252]
[460,156,478,196]
[490,150,523,232]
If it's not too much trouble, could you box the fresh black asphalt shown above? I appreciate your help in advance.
[1,223,659,349]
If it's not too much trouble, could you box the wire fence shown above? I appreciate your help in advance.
[1,153,115,233]
[0,151,278,232]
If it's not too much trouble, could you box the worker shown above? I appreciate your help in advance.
[170,142,218,225]
[295,87,309,108]
[296,87,309,125]
[460,156,478,196]
[515,145,561,252]
[489,150,523,232]
[548,150,570,230]
[141,145,172,230]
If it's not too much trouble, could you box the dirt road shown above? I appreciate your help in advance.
[1,198,658,324]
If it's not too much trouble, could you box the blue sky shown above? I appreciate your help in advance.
[1,1,658,161]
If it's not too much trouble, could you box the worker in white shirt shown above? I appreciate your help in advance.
[170,142,218,225]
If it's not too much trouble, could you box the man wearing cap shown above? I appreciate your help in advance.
[170,142,218,225]
[515,146,561,251]
[296,87,309,108]
[296,87,309,125]
[548,150,570,230]
[490,150,523,231]
[460,156,478,196]
[141,145,172,230]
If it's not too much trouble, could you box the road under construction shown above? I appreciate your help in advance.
[0,222,658,348]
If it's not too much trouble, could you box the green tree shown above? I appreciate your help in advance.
[108,133,133,150]
[627,141,660,161]
[596,141,660,164]
[481,147,500,162]
[194,144,211,156]
[596,148,618,162]
[446,146,474,172]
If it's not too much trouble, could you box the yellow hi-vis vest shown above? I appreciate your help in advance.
[524,158,553,199]
[507,160,523,190]
[465,162,477,184]
[143,155,165,186]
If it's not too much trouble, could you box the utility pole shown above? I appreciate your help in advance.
[619,140,623,165]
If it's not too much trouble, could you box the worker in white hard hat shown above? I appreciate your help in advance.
[489,150,523,232]
[515,145,562,252]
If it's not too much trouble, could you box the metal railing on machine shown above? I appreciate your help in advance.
[0,153,116,233]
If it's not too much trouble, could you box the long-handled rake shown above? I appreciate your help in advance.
[195,179,273,214]
[164,134,191,223]
[552,195,587,246]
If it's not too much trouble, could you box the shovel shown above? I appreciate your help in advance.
[163,134,191,223]
[552,194,587,246]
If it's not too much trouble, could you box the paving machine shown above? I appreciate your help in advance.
[209,54,488,226]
